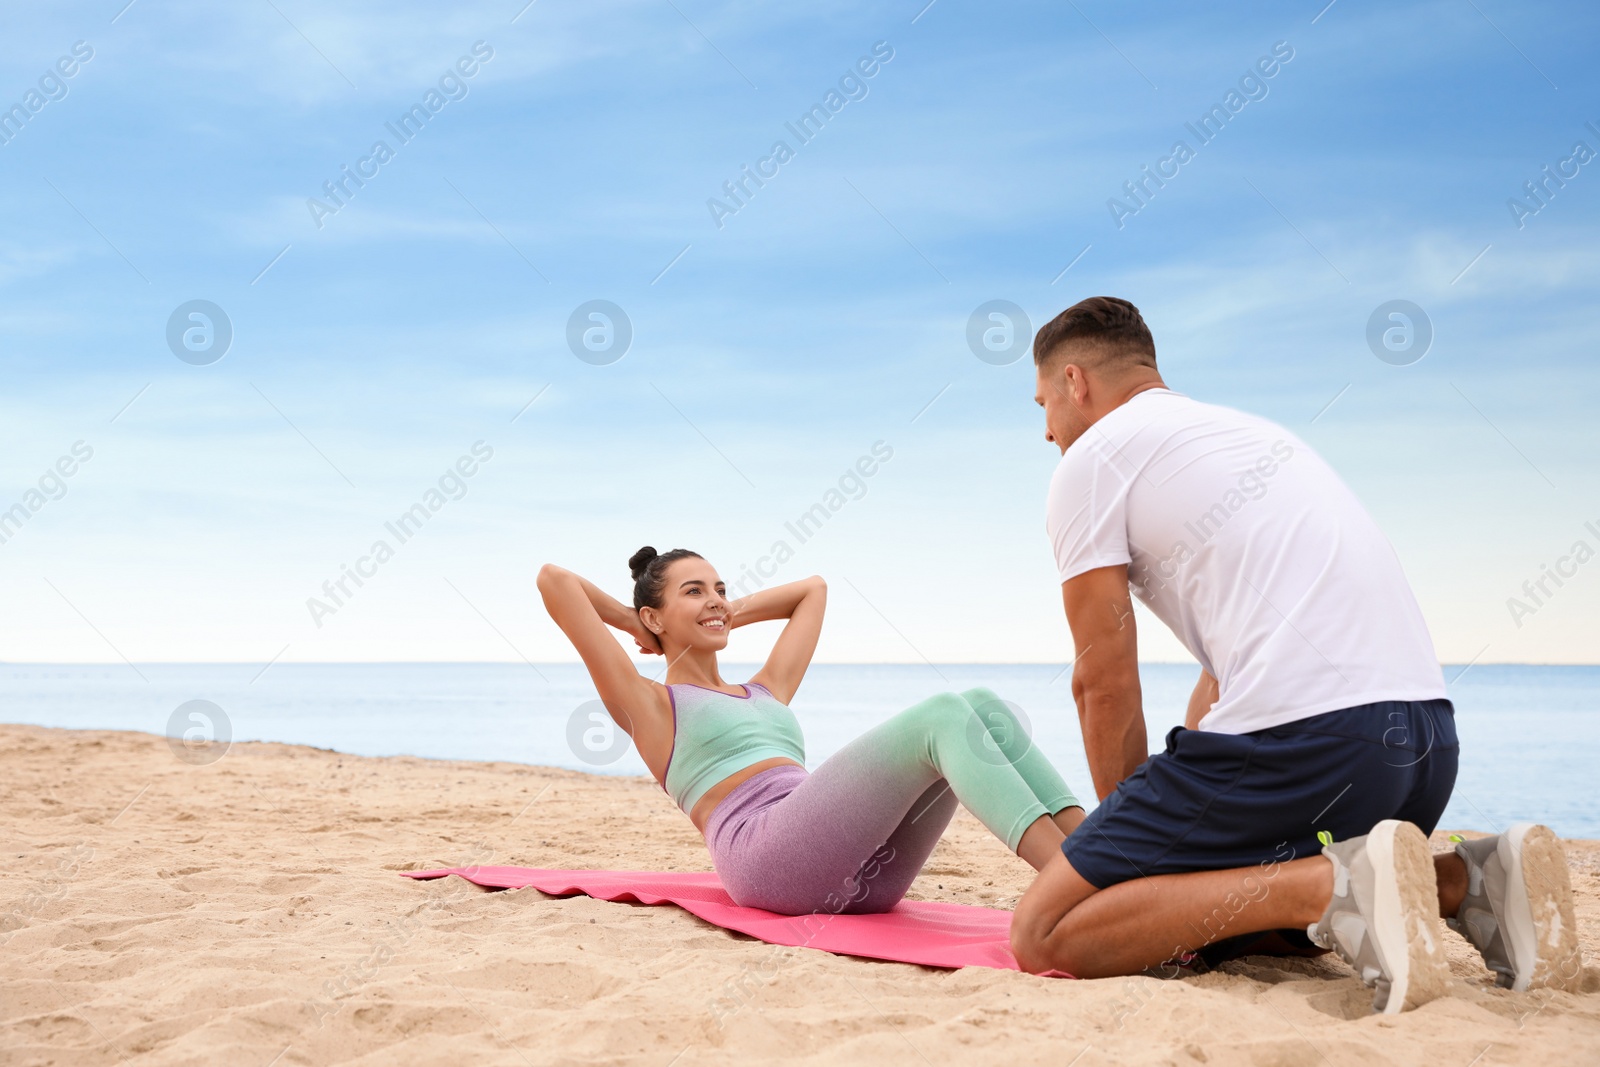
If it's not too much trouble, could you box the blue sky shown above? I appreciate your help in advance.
[1,0,1596,667]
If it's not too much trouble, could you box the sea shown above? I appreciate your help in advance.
[4,662,1595,839]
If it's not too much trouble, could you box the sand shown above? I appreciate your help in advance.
[3,723,1598,1066]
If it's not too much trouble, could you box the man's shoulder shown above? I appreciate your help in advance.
[1054,390,1311,497]
[1099,389,1300,451]
[1098,387,1208,436]
[1062,389,1201,466]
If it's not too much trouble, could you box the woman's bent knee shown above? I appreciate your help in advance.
[904,691,977,728]
[959,686,1005,712]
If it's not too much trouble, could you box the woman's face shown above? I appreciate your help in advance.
[642,557,731,652]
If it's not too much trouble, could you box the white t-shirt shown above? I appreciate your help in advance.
[1046,388,1447,735]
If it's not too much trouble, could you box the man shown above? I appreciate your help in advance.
[1009,296,1582,1013]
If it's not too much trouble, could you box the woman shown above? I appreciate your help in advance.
[537,547,1085,916]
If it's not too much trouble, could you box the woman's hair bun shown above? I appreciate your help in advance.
[629,546,705,610]
[628,546,659,581]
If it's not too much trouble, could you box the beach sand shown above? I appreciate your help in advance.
[4,723,1598,1066]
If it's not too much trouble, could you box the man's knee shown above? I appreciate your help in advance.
[1009,881,1057,972]
[1011,893,1100,976]
[1010,852,1100,974]
[1009,914,1050,973]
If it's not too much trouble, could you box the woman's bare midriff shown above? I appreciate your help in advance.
[688,756,804,833]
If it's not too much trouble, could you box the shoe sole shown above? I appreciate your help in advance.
[1502,823,1583,993]
[1369,819,1454,1014]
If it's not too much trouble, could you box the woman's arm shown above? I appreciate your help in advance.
[740,576,826,705]
[536,564,667,740]
[555,567,661,654]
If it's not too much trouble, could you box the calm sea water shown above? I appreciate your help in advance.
[4,662,1595,839]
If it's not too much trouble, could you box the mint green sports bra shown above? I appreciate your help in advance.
[662,682,806,814]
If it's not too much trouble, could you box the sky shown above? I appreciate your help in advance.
[1,0,1596,668]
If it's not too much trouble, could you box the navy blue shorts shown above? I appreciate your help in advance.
[1063,698,1459,890]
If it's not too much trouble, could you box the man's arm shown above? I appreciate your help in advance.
[1061,564,1145,800]
[1184,668,1218,730]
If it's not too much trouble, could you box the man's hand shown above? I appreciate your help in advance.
[1061,564,1146,800]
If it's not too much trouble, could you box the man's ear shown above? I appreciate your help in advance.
[1062,363,1089,407]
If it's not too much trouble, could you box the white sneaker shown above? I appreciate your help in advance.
[1307,820,1454,1014]
[1448,823,1583,993]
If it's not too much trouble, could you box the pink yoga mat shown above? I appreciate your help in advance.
[403,866,1065,975]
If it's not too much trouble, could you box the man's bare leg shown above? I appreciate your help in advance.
[1435,850,1467,916]
[1013,847,1472,978]
[1011,851,1333,977]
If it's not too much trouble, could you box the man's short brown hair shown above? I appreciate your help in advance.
[1032,296,1157,374]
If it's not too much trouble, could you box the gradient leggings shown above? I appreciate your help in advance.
[703,688,1081,915]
